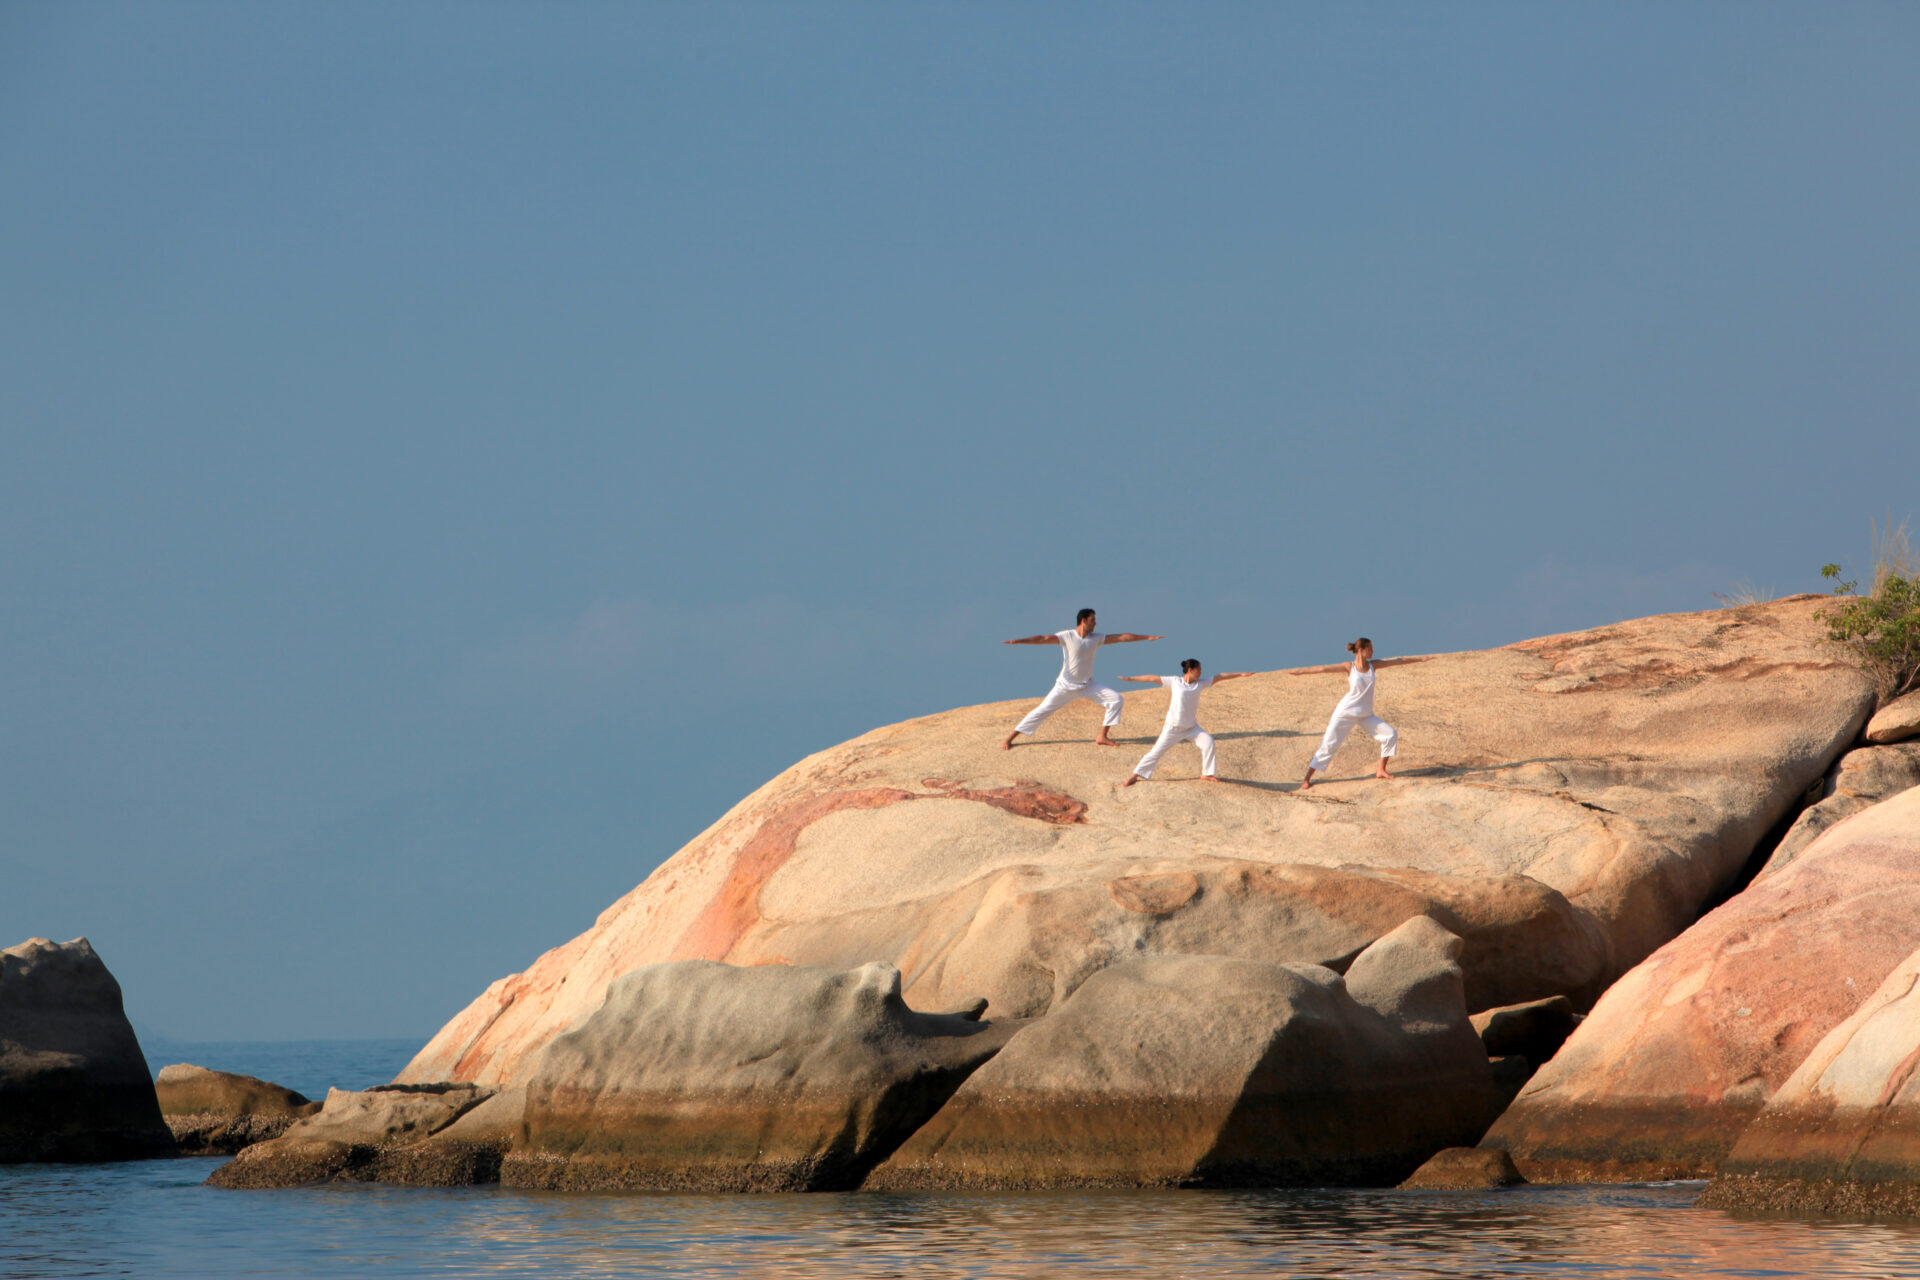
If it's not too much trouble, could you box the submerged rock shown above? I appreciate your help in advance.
[0,937,172,1163]
[866,917,1501,1190]
[1401,1146,1526,1190]
[1483,787,1920,1182]
[401,600,1872,1092]
[502,960,1015,1192]
[155,1063,319,1156]
[1701,940,1920,1218]
[206,1082,496,1188]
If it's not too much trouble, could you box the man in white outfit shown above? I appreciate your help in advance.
[1121,659,1254,785]
[1002,609,1163,750]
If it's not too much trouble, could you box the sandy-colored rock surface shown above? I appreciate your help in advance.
[206,1082,496,1188]
[1760,741,1920,878]
[1483,787,1920,1183]
[867,917,1500,1189]
[1702,940,1920,1217]
[156,1063,320,1156]
[1864,690,1920,745]
[502,960,1016,1192]
[400,598,1873,1089]
[1,937,172,1163]
[1471,996,1579,1068]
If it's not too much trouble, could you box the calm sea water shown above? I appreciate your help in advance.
[1,1041,1916,1278]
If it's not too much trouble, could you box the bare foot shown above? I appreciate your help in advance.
[1093,734,1121,748]
[1298,778,1313,791]
[1375,770,1393,780]
[1123,774,1143,787]
[1201,775,1220,783]
[1002,732,1019,751]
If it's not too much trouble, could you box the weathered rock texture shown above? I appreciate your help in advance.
[156,1063,320,1156]
[400,598,1874,1090]
[502,960,1017,1192]
[1483,787,1920,1183]
[1471,996,1579,1070]
[1701,942,1920,1217]
[866,917,1500,1189]
[1401,1146,1526,1190]
[1,937,171,1162]
[1760,742,1920,878]
[1864,690,1920,745]
[206,1083,497,1188]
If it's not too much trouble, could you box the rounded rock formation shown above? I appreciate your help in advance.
[399,599,1873,1092]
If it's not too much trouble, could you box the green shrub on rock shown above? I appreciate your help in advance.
[1820,562,1920,701]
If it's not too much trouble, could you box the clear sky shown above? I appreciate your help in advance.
[5,3,1917,1042]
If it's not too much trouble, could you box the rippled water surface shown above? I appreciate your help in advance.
[7,1162,1920,1279]
[2,1042,1916,1277]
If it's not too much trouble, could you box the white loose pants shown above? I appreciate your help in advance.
[1308,711,1397,772]
[1014,680,1124,735]
[1133,723,1217,779]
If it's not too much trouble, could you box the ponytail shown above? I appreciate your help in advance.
[1347,637,1371,655]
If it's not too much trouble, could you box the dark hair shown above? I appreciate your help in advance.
[1180,658,1201,674]
[1076,608,1096,625]
[1346,637,1372,654]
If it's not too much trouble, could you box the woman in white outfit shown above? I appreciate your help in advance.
[1299,637,1398,791]
[1121,659,1253,786]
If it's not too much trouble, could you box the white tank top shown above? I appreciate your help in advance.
[1334,660,1375,717]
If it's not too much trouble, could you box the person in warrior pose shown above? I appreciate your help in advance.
[1299,637,1402,791]
[1002,609,1163,750]
[1120,659,1254,786]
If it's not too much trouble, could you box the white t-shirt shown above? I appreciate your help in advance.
[1161,674,1214,728]
[1054,629,1106,687]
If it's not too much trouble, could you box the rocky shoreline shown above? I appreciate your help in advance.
[12,598,1920,1216]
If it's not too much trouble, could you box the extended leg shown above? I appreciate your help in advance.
[1008,683,1080,747]
[1194,727,1218,779]
[1090,682,1124,746]
[1126,724,1184,784]
[1363,715,1398,778]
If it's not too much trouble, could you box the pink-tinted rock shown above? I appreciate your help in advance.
[1760,741,1920,878]
[400,599,1872,1091]
[1483,788,1920,1182]
[1701,938,1920,1217]
[1401,1146,1526,1189]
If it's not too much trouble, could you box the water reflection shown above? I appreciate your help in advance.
[6,1161,1920,1279]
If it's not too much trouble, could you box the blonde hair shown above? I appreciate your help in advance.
[1346,637,1372,655]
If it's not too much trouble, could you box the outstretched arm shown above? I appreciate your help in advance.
[1002,634,1060,645]
[1103,633,1163,644]
[1120,674,1164,684]
[1209,671,1256,683]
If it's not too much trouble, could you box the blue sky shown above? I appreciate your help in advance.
[5,3,1917,1041]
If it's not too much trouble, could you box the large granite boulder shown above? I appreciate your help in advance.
[400,599,1873,1090]
[1759,741,1920,878]
[1482,787,1920,1182]
[866,917,1501,1189]
[1701,941,1920,1216]
[206,1082,496,1188]
[156,1063,320,1156]
[1864,690,1920,745]
[501,960,1017,1192]
[1,937,171,1162]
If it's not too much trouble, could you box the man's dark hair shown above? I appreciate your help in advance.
[1076,608,1096,625]
[1180,658,1202,674]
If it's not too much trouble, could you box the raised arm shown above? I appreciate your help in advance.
[1002,634,1060,645]
[1103,633,1163,644]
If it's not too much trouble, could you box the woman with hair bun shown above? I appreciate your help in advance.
[1299,637,1398,791]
